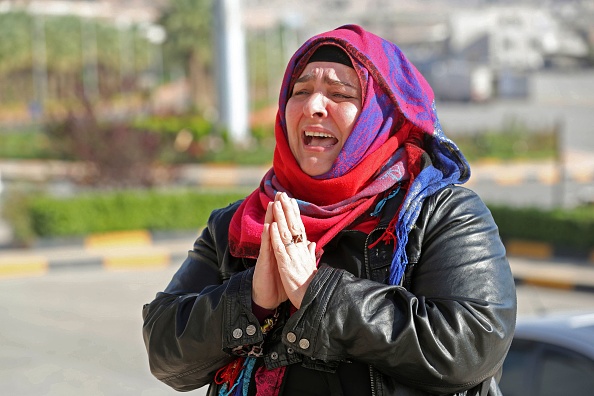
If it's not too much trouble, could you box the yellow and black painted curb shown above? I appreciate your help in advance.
[504,239,594,264]
[504,239,594,293]
[1,231,594,293]
[0,230,194,279]
[0,247,190,279]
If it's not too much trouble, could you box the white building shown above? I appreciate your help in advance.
[450,6,589,71]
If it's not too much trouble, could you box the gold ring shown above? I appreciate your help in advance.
[284,241,294,247]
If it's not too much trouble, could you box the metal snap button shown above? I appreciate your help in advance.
[270,352,279,360]
[286,332,297,343]
[246,324,257,336]
[232,328,243,339]
[299,338,310,350]
[287,347,294,354]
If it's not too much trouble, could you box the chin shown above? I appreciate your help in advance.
[300,162,332,177]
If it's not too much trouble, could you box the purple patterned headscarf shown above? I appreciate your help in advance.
[230,24,470,286]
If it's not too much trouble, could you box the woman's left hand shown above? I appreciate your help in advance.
[269,192,317,309]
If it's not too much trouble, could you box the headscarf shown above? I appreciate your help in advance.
[228,24,469,285]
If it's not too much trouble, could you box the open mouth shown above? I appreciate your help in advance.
[304,131,338,148]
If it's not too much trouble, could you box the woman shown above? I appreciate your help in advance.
[142,25,516,395]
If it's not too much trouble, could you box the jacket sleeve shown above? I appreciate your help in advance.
[142,202,264,392]
[280,187,517,394]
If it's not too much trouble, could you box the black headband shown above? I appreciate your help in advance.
[307,45,353,68]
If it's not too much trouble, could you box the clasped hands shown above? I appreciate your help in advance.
[252,192,317,310]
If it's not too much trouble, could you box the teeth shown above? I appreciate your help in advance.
[304,131,334,138]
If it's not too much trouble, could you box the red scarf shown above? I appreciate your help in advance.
[228,114,424,259]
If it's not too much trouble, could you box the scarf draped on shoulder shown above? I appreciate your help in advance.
[228,24,469,285]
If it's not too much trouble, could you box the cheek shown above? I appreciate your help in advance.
[284,100,301,152]
[336,104,361,134]
[285,100,299,133]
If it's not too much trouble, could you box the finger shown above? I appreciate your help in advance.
[290,197,300,218]
[265,201,274,224]
[278,193,305,240]
[257,223,275,270]
[272,201,295,245]
[274,191,283,203]
[308,241,316,257]
[260,223,271,254]
[290,198,307,239]
[270,222,292,256]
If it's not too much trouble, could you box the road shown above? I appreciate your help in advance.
[2,265,594,395]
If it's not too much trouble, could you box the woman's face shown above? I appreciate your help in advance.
[285,61,362,176]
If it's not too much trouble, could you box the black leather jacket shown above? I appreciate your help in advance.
[142,186,517,395]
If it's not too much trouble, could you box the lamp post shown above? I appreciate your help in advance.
[214,0,249,145]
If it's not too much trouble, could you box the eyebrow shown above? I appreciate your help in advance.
[294,73,359,91]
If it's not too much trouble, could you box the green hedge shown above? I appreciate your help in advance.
[131,115,214,140]
[25,190,246,238]
[489,205,594,252]
[5,189,594,253]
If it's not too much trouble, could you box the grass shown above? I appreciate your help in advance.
[453,130,557,162]
[0,129,55,159]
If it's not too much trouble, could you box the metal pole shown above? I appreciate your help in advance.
[214,0,250,145]
[553,118,566,208]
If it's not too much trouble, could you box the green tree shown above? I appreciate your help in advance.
[0,12,33,103]
[0,11,153,112]
[158,0,215,113]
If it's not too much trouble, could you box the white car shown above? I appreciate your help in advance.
[499,311,594,395]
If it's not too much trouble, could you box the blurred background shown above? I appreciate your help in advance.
[1,0,594,395]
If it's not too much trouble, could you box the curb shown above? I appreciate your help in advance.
[513,277,594,294]
[0,246,190,279]
[1,232,594,293]
[0,230,197,279]
[504,239,594,263]
[510,257,594,294]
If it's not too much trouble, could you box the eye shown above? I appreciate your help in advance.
[292,89,310,96]
[332,93,353,99]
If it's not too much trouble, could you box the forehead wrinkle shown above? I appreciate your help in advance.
[294,70,359,91]
[324,75,358,91]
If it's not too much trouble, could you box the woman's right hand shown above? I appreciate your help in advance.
[252,201,288,309]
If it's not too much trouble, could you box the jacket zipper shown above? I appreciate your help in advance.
[369,365,377,396]
[363,226,386,281]
[364,226,386,396]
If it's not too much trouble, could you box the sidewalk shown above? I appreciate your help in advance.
[1,152,594,189]
[1,231,594,293]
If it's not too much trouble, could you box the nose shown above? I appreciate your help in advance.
[303,92,327,118]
